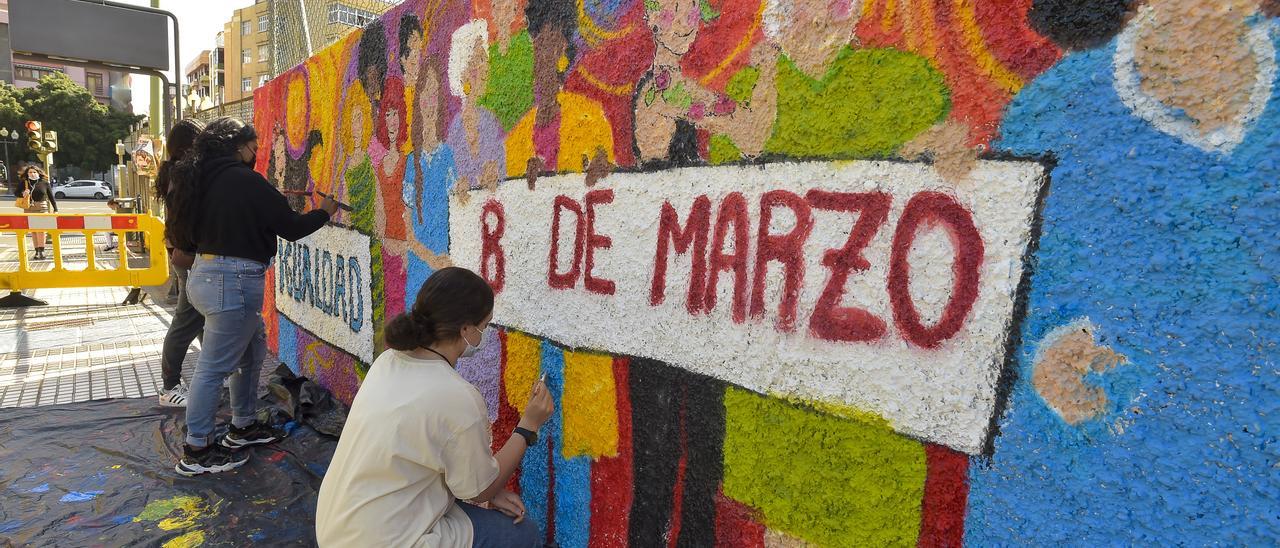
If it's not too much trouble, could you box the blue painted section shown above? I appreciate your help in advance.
[518,340,592,547]
[970,27,1280,544]
[58,491,103,503]
[28,483,49,493]
[278,315,300,374]
[541,342,591,548]
[402,144,456,311]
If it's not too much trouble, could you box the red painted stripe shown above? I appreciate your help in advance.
[588,357,634,548]
[110,215,138,229]
[667,451,688,548]
[0,215,28,229]
[493,331,523,493]
[973,0,1061,79]
[713,492,765,548]
[264,266,279,353]
[918,444,969,548]
[56,216,84,229]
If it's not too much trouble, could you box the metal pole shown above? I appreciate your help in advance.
[297,0,314,58]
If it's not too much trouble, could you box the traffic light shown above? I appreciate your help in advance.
[25,121,41,151]
[43,131,58,152]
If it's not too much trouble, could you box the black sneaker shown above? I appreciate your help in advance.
[220,421,287,449]
[175,443,249,476]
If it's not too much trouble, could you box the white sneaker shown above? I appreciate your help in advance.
[158,383,189,408]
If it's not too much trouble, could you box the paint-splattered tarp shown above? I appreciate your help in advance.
[0,398,336,547]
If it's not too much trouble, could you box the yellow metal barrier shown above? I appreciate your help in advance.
[0,213,169,291]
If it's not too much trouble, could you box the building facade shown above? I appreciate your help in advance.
[222,0,273,103]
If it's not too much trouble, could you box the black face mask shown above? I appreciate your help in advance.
[243,147,256,167]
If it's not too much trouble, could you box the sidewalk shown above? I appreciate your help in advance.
[0,285,187,408]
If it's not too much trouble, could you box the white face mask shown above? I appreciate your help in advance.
[460,326,487,358]
[28,172,38,180]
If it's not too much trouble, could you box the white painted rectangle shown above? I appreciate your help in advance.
[275,224,375,362]
[83,216,111,230]
[449,160,1046,453]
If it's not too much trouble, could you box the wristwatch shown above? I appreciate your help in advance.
[513,426,538,446]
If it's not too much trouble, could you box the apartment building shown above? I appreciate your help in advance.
[223,0,273,103]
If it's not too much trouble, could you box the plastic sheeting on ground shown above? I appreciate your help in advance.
[0,389,339,546]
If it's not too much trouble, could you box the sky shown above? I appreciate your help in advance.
[120,0,245,117]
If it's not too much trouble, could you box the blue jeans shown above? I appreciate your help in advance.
[457,501,543,547]
[184,255,268,448]
[161,264,205,390]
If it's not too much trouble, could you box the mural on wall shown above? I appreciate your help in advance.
[254,0,1279,544]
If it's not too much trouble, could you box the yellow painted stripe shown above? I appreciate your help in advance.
[953,0,1023,93]
[561,349,619,458]
[882,0,898,33]
[503,331,542,412]
[917,0,938,61]
[575,65,635,96]
[578,0,636,44]
[700,0,766,86]
[900,0,919,53]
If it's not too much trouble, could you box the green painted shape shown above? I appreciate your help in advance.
[480,32,535,131]
[722,388,927,547]
[345,158,385,353]
[708,134,742,165]
[134,495,200,523]
[725,66,759,104]
[765,47,949,159]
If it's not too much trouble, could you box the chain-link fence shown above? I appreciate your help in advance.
[189,97,255,125]
[269,0,398,76]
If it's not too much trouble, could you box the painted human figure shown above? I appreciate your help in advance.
[761,0,947,159]
[396,55,456,312]
[969,1,1280,543]
[504,0,614,186]
[633,0,777,166]
[446,20,505,194]
[375,76,410,240]
[267,126,323,211]
[398,14,424,156]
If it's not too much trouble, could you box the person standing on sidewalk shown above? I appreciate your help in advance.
[154,118,205,407]
[165,117,337,475]
[20,165,57,260]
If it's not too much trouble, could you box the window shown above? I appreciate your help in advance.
[242,77,252,92]
[86,72,105,95]
[258,45,269,64]
[243,48,252,64]
[328,3,377,27]
[14,64,64,81]
[259,74,270,87]
[259,16,269,33]
[242,21,251,35]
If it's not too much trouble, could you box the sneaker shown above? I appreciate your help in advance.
[158,384,189,408]
[174,443,249,476]
[220,421,287,449]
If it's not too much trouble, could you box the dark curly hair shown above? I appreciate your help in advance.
[164,117,257,252]
[154,118,205,201]
[384,267,495,351]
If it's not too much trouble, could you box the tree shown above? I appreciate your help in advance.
[0,82,26,136]
[18,73,142,173]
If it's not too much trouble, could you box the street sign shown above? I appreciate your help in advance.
[9,0,170,73]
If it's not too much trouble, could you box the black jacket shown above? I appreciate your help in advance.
[193,157,329,264]
[23,178,57,211]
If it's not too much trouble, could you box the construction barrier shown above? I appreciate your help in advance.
[0,213,169,291]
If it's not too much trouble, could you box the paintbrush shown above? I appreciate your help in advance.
[281,189,354,212]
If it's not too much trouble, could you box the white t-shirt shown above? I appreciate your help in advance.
[316,350,500,547]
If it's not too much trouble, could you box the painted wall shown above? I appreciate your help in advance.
[254,0,1280,545]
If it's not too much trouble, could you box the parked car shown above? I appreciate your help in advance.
[53,180,114,199]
